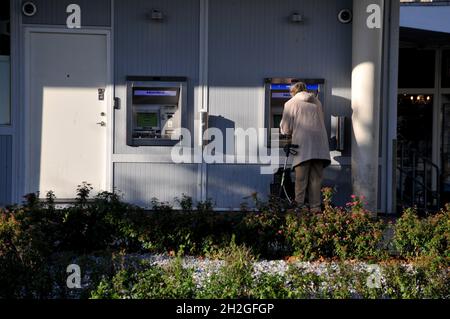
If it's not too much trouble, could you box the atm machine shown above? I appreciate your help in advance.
[126,76,187,147]
[265,78,325,147]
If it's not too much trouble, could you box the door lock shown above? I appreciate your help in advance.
[96,121,106,127]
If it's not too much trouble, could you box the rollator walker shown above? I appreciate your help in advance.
[270,142,299,205]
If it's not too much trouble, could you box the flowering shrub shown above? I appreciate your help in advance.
[285,189,386,261]
[346,194,368,214]
[235,194,289,258]
[321,187,335,211]
[285,208,386,261]
[393,207,450,259]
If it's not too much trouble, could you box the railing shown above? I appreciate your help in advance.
[397,142,441,212]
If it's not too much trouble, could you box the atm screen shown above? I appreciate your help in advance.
[269,83,320,107]
[270,84,319,97]
[137,112,159,129]
[134,90,177,97]
[133,87,180,105]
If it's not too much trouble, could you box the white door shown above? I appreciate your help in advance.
[26,31,108,199]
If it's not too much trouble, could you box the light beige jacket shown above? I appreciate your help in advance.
[280,91,331,168]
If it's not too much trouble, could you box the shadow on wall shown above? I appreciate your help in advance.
[323,166,353,207]
[207,115,236,157]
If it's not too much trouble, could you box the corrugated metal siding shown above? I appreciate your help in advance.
[207,164,273,209]
[207,164,353,209]
[21,0,111,27]
[206,0,353,207]
[112,0,201,206]
[114,163,198,207]
[208,0,353,131]
[0,136,12,206]
[113,0,200,155]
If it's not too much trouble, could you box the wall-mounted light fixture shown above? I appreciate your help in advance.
[290,12,304,23]
[147,9,164,22]
[338,9,352,24]
[22,1,37,17]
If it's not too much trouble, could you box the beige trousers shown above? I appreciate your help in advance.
[295,160,324,211]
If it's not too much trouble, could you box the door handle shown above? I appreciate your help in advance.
[96,121,106,127]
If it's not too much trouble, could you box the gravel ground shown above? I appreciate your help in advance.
[120,254,389,289]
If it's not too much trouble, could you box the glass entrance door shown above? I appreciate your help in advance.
[397,94,437,211]
[398,94,434,158]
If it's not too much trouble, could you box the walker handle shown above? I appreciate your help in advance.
[284,144,299,156]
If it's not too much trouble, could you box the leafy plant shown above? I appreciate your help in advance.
[393,207,450,259]
[91,251,196,299]
[250,273,291,299]
[285,207,386,261]
[285,265,327,299]
[0,205,54,298]
[198,238,255,299]
[235,193,300,258]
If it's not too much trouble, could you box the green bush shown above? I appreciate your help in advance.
[0,186,147,298]
[47,251,130,299]
[284,208,386,261]
[380,257,449,299]
[394,207,450,259]
[197,239,255,299]
[235,195,288,258]
[250,273,291,299]
[0,200,55,298]
[141,196,237,255]
[285,266,326,299]
[59,184,148,253]
[91,253,196,299]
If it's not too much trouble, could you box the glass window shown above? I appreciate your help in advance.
[397,94,434,158]
[398,48,436,89]
[0,0,10,125]
[442,50,450,89]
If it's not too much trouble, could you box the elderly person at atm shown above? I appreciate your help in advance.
[280,82,331,213]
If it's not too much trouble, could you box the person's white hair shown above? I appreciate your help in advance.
[290,82,307,95]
